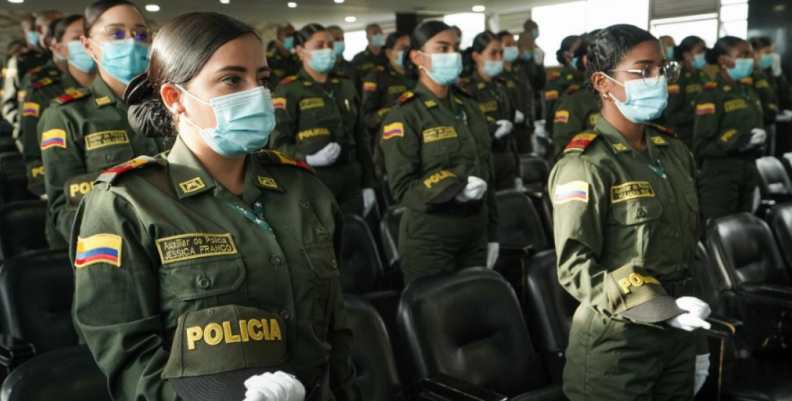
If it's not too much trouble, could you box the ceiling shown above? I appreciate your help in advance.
[2,0,568,31]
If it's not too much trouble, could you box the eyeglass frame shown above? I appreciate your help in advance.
[609,61,681,86]
[88,25,152,43]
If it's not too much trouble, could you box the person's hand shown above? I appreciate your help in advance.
[694,354,710,395]
[494,120,514,139]
[455,176,487,202]
[514,110,525,124]
[666,297,711,331]
[776,110,792,123]
[305,143,341,167]
[243,371,306,401]
[486,242,500,269]
[362,188,376,216]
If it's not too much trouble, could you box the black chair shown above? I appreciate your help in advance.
[519,155,550,196]
[0,200,48,261]
[345,296,403,401]
[398,268,564,400]
[380,206,404,273]
[756,156,792,203]
[0,152,35,205]
[0,345,111,401]
[782,153,792,180]
[342,215,386,295]
[767,202,792,273]
[0,250,77,371]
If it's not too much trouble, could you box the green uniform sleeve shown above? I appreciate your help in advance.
[352,91,376,189]
[692,91,726,159]
[72,188,178,401]
[360,71,388,132]
[551,97,587,152]
[544,92,559,135]
[270,85,304,160]
[486,156,499,242]
[22,91,45,195]
[664,82,692,128]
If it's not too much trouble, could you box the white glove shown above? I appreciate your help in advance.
[533,47,545,65]
[243,371,306,401]
[455,176,487,202]
[749,128,767,146]
[533,119,548,138]
[305,143,341,167]
[776,109,792,123]
[514,177,525,192]
[771,53,783,77]
[514,110,525,124]
[694,354,710,395]
[486,242,499,269]
[666,296,712,332]
[362,188,376,216]
[494,120,514,139]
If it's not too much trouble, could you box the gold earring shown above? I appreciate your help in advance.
[603,92,610,100]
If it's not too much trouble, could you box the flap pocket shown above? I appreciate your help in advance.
[160,255,246,301]
[613,197,663,225]
[302,242,340,279]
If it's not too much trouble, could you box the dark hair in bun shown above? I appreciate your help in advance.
[124,12,259,137]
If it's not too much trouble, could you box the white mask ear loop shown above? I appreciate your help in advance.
[601,72,627,103]
[175,84,211,106]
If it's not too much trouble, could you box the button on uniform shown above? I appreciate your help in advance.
[271,255,283,267]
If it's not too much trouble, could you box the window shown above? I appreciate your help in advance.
[585,0,650,32]
[443,13,486,50]
[719,0,748,38]
[343,30,367,61]
[650,14,719,47]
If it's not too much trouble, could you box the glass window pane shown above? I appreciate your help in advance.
[650,18,719,48]
[721,0,748,5]
[586,0,650,31]
[720,4,749,21]
[343,30,367,61]
[443,13,486,51]
[532,1,586,67]
[720,20,748,38]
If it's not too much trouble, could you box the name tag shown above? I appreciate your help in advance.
[422,126,458,143]
[387,85,407,95]
[479,101,498,113]
[724,99,748,113]
[298,128,331,141]
[85,130,129,150]
[611,182,655,203]
[299,98,324,111]
[156,233,238,265]
[685,84,702,94]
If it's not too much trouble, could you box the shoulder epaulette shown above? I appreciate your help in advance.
[256,150,314,174]
[564,132,598,154]
[95,156,161,185]
[280,75,299,84]
[32,77,55,89]
[739,77,754,86]
[649,123,676,137]
[398,91,415,103]
[453,86,473,98]
[703,82,717,90]
[548,71,561,81]
[26,66,42,76]
[565,84,581,94]
[54,88,89,105]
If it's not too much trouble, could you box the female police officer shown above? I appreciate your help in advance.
[270,24,375,216]
[664,36,708,150]
[550,25,711,400]
[544,35,583,138]
[72,11,362,401]
[460,31,520,190]
[694,36,764,222]
[380,20,499,284]
[39,0,169,242]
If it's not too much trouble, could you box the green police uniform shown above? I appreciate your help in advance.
[522,57,547,126]
[1,47,48,128]
[334,58,360,95]
[501,63,535,154]
[743,72,779,156]
[351,48,388,79]
[380,83,499,284]
[550,87,599,161]
[694,75,764,223]
[270,70,375,216]
[550,117,700,400]
[39,77,171,243]
[72,138,363,401]
[267,50,301,85]
[459,72,519,190]
[543,67,584,137]
[663,68,708,150]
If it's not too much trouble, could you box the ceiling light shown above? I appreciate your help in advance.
[287,2,297,7]
[345,16,357,22]
[335,0,344,3]
[7,0,24,3]
[472,5,485,12]
[220,0,230,3]
[145,4,160,11]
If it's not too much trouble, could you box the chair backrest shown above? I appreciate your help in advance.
[520,155,550,194]
[767,202,792,272]
[0,201,49,261]
[705,213,790,289]
[0,250,77,353]
[0,153,35,205]
[341,215,385,294]
[496,190,550,252]
[756,157,792,196]
[0,345,111,401]
[345,295,402,401]
[398,268,549,397]
[380,206,404,268]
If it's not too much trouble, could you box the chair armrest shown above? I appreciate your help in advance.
[0,334,36,368]
[704,314,743,340]
[419,374,507,401]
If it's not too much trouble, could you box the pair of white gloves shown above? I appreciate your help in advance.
[243,372,305,401]
[664,297,711,395]
[495,110,532,139]
[740,128,767,151]
[455,176,499,269]
[306,143,376,215]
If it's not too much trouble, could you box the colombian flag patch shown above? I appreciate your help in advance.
[544,90,559,101]
[41,129,67,150]
[75,234,123,269]
[382,122,404,140]
[273,97,286,110]
[667,84,680,94]
[696,103,715,115]
[554,181,589,204]
[22,102,39,117]
[554,110,570,124]
[363,82,377,92]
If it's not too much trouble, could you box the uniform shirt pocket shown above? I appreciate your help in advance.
[84,130,135,170]
[159,255,247,301]
[421,126,461,158]
[612,197,664,225]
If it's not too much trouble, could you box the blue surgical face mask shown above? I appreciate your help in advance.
[53,49,67,63]
[308,48,336,73]
[570,56,580,70]
[371,34,385,48]
[531,28,540,39]
[393,50,404,68]
[93,38,149,85]
[692,53,707,70]
[26,31,40,48]
[759,54,773,71]
[178,85,276,159]
[727,58,754,81]
[334,41,345,57]
[521,50,533,61]
[604,74,669,123]
[67,41,97,73]
[283,36,295,51]
[422,52,463,86]
[666,46,675,61]
[483,60,504,78]
[503,46,519,63]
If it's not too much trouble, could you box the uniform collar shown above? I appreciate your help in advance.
[297,68,340,87]
[90,77,122,109]
[714,73,745,94]
[595,116,665,161]
[414,81,463,112]
[472,71,494,90]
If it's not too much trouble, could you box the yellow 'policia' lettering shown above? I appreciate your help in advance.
[186,318,283,350]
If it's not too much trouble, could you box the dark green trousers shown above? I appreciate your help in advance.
[315,161,363,216]
[564,306,696,401]
[399,206,488,285]
[698,158,759,224]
